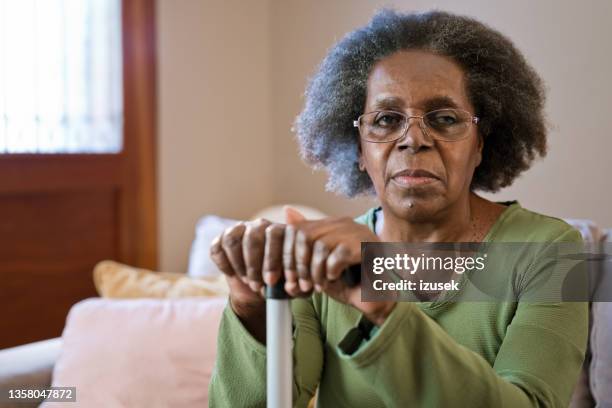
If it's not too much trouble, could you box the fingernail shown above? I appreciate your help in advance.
[285,281,298,292]
[264,271,275,286]
[249,281,262,292]
[299,279,312,292]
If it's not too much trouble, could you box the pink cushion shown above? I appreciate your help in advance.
[42,297,226,407]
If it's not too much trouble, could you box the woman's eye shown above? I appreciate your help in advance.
[427,112,458,128]
[373,113,402,128]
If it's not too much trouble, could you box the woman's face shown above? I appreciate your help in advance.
[359,49,482,222]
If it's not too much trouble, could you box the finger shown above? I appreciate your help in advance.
[325,243,353,281]
[243,218,270,292]
[210,234,235,276]
[290,217,346,242]
[311,239,330,288]
[292,218,347,288]
[282,224,299,293]
[284,206,307,225]
[221,222,247,280]
[284,282,314,298]
[295,229,313,292]
[263,223,285,286]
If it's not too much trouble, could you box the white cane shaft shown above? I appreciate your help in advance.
[267,299,293,408]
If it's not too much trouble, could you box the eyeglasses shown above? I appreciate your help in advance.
[353,108,479,143]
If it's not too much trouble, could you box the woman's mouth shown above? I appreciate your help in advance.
[391,169,439,187]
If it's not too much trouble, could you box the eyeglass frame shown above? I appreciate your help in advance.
[352,108,480,143]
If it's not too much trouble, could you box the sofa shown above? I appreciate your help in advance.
[0,210,610,408]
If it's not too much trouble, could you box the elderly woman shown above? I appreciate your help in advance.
[209,9,587,408]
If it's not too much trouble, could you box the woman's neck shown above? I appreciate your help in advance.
[379,192,501,242]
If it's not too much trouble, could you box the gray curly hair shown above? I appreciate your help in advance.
[294,9,547,197]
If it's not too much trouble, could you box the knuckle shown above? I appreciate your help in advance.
[336,243,351,257]
[210,241,222,255]
[326,252,341,270]
[296,229,313,245]
[285,224,296,236]
[226,222,244,234]
[244,233,264,249]
[209,252,224,266]
[222,234,242,248]
[210,234,222,247]
[296,264,309,276]
[246,218,270,232]
[222,225,245,247]
[265,224,285,239]
[254,217,271,227]
[295,230,314,251]
[246,266,260,278]
[283,253,294,266]
[313,239,328,253]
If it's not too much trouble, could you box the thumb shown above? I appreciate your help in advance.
[284,205,307,225]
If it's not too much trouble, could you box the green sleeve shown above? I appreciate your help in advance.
[208,304,267,408]
[338,229,588,407]
[339,300,587,407]
[209,296,324,408]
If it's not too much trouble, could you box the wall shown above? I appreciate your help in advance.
[157,0,612,271]
[157,0,273,271]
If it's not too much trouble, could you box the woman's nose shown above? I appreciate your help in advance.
[395,118,434,152]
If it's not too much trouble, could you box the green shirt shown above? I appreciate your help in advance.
[209,202,588,407]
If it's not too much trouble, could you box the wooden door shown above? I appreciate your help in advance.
[0,0,157,349]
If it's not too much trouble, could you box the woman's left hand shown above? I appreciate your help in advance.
[281,207,396,326]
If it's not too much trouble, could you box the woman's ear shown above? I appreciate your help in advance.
[358,142,366,171]
[474,132,484,167]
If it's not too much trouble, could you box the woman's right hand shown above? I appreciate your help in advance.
[210,218,272,314]
[209,214,314,320]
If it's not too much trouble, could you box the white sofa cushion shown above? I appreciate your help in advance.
[187,215,238,278]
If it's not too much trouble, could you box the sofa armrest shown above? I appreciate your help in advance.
[0,337,62,405]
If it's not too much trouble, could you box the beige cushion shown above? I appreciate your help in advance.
[93,260,228,298]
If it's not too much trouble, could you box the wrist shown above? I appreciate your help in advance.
[229,296,267,344]
[363,301,396,326]
[229,296,266,320]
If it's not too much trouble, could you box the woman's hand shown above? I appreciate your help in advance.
[284,207,396,326]
[211,217,292,342]
[209,208,397,328]
[209,215,314,342]
[210,218,272,312]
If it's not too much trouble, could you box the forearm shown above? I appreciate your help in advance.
[209,303,267,408]
[337,302,586,407]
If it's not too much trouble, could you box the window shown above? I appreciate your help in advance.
[0,0,123,153]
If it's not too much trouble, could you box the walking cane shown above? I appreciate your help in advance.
[266,264,362,408]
